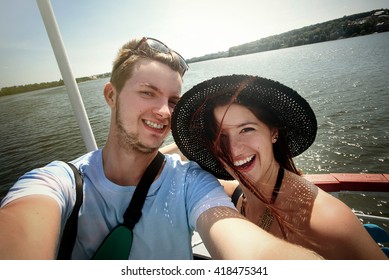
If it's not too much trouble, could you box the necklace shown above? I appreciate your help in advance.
[241,167,284,231]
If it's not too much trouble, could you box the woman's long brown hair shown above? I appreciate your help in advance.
[198,86,302,238]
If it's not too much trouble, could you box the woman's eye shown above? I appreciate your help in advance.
[241,127,254,133]
[169,100,178,108]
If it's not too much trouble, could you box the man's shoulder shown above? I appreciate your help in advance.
[164,153,210,174]
[163,154,219,187]
[69,149,101,170]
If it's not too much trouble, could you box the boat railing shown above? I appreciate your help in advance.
[304,173,389,193]
[355,213,389,223]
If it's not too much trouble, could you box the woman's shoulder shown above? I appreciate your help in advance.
[307,189,385,259]
[310,187,361,235]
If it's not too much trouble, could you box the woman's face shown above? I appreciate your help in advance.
[213,103,278,184]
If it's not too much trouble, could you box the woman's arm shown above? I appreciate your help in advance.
[197,206,323,260]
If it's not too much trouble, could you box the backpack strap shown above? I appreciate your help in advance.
[122,152,165,229]
[57,162,83,260]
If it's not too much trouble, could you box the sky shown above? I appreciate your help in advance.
[0,0,388,88]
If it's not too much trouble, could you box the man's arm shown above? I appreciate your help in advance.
[0,195,61,259]
[197,206,323,260]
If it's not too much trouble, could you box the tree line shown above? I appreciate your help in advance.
[187,9,389,62]
[0,73,110,97]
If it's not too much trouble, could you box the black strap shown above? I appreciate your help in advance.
[57,162,83,260]
[231,185,243,207]
[231,167,284,207]
[270,167,284,203]
[123,152,165,229]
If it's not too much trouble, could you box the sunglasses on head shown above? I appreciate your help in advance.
[135,37,189,76]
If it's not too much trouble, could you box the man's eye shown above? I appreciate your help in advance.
[141,91,153,96]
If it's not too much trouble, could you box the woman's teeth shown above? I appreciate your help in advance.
[234,155,254,167]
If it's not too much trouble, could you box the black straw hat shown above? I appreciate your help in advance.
[172,74,317,180]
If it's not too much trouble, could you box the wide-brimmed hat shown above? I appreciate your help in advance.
[172,74,317,180]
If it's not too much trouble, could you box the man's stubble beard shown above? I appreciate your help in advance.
[115,101,164,154]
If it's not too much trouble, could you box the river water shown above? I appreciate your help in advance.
[0,33,388,226]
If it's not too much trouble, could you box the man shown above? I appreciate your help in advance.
[0,37,321,260]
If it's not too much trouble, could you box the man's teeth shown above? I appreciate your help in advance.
[234,155,254,167]
[145,120,164,129]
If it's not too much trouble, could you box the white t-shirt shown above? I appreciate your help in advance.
[1,150,234,259]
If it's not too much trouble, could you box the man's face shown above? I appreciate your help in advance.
[113,60,182,153]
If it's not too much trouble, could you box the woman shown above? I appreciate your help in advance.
[171,74,387,259]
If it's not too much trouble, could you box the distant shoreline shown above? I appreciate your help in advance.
[1,8,388,96]
[0,73,110,97]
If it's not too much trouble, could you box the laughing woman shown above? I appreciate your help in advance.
[171,74,387,260]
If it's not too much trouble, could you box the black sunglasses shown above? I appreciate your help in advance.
[135,37,189,76]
